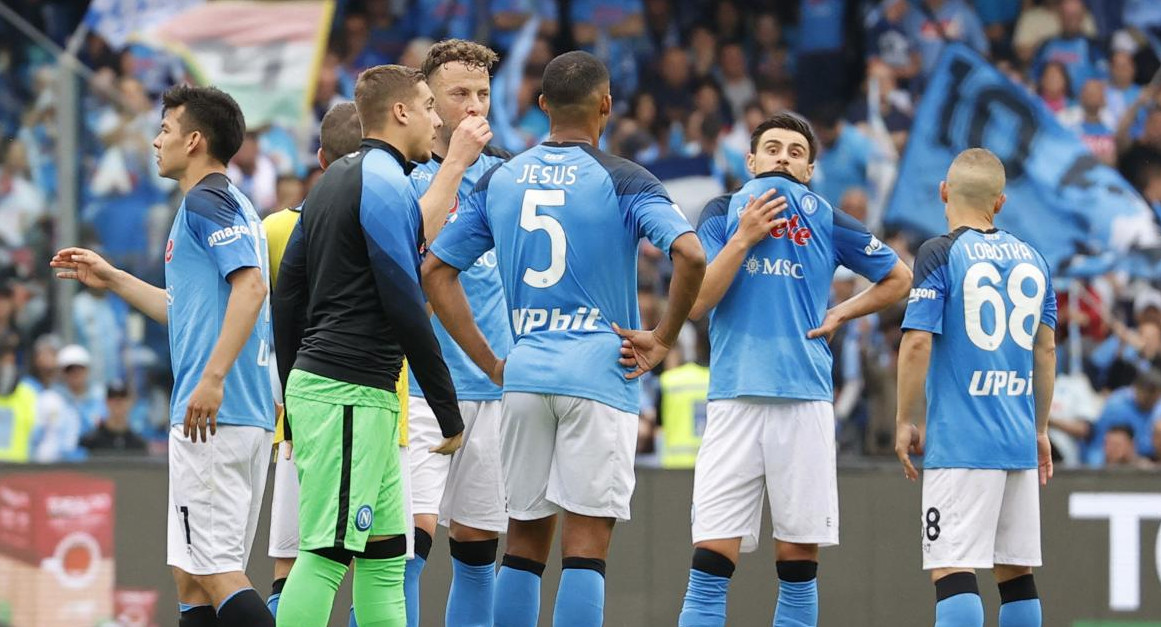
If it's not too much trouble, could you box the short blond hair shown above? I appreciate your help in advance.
[946,148,1006,209]
[355,65,425,132]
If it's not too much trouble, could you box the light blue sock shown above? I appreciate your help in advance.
[552,561,606,627]
[678,568,731,626]
[999,599,1041,627]
[404,555,426,627]
[773,579,818,627]
[348,604,358,627]
[266,594,280,618]
[936,593,985,627]
[494,556,544,627]
[446,556,497,626]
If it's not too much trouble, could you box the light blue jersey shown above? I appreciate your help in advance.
[697,172,899,402]
[902,227,1058,469]
[410,147,513,401]
[165,173,274,431]
[430,141,693,413]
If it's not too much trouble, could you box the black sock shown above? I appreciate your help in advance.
[179,605,217,627]
[270,577,286,597]
[414,527,434,561]
[217,588,274,627]
[998,574,1038,604]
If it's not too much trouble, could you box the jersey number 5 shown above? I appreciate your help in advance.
[963,262,1046,351]
[520,189,566,288]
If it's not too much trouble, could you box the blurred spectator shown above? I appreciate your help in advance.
[1013,0,1097,66]
[1118,98,1161,194]
[649,47,695,125]
[21,333,58,393]
[118,42,186,100]
[832,267,869,452]
[0,332,35,462]
[1061,78,1117,165]
[491,0,556,55]
[29,337,82,463]
[79,380,147,456]
[274,174,305,213]
[1037,60,1073,113]
[1048,371,1102,467]
[1086,370,1161,466]
[0,138,46,249]
[865,0,921,85]
[228,131,278,214]
[846,60,914,154]
[1031,0,1108,98]
[362,0,415,65]
[1103,424,1153,468]
[1105,51,1141,128]
[398,37,434,70]
[57,344,105,433]
[687,25,718,80]
[408,0,477,41]
[749,12,791,85]
[72,283,123,389]
[717,43,755,121]
[811,107,876,205]
[572,0,645,98]
[904,0,989,77]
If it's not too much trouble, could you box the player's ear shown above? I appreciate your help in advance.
[939,181,949,203]
[993,192,1006,216]
[745,152,757,176]
[317,147,328,170]
[600,93,612,117]
[185,130,201,157]
[803,161,815,183]
[538,94,549,114]
[393,101,408,126]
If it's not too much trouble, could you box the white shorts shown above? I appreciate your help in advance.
[167,424,273,575]
[921,468,1041,570]
[409,397,507,532]
[501,392,637,522]
[691,399,838,553]
[269,442,414,559]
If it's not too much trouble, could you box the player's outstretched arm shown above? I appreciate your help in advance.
[618,233,706,378]
[421,253,503,384]
[690,190,785,321]
[895,329,931,481]
[418,117,492,244]
[808,260,912,340]
[184,266,267,443]
[51,247,168,324]
[1033,323,1057,485]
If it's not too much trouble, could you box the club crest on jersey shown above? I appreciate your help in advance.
[206,225,251,247]
[771,214,812,246]
[165,239,174,263]
[355,505,374,531]
[801,193,819,215]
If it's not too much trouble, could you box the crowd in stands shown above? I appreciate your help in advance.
[2,0,1161,469]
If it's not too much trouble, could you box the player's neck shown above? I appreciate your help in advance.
[948,214,994,233]
[548,124,597,146]
[366,129,414,161]
[433,134,451,160]
[178,161,227,194]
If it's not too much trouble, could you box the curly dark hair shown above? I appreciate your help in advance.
[421,39,499,79]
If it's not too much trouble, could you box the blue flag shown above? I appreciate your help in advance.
[885,44,1157,272]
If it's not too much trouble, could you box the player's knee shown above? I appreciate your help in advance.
[993,564,1033,582]
[774,541,818,563]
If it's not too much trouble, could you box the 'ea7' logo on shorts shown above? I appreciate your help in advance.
[355,505,374,532]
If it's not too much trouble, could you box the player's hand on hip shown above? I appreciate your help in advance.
[430,432,463,455]
[446,115,493,165]
[613,322,671,380]
[895,423,922,481]
[489,358,506,387]
[184,376,224,443]
[50,247,118,289]
[1037,432,1053,486]
[735,189,788,247]
[806,308,846,341]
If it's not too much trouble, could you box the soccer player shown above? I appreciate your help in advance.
[678,112,911,627]
[423,50,706,626]
[263,102,363,617]
[895,148,1056,627]
[269,65,464,627]
[404,40,510,627]
[52,85,275,627]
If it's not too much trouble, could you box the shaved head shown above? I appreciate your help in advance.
[946,148,1006,211]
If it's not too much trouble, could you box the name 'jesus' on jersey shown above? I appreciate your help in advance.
[430,141,693,413]
[902,227,1057,469]
[697,172,898,402]
[165,172,274,431]
[410,147,513,401]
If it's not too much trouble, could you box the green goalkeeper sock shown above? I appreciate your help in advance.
[276,549,349,627]
[352,539,407,627]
